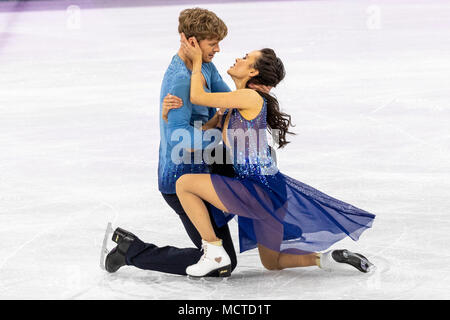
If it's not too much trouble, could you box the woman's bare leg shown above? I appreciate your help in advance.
[176,173,321,270]
[258,244,320,270]
[253,213,320,270]
[176,174,228,243]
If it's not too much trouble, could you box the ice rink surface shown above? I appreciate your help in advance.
[1,0,450,299]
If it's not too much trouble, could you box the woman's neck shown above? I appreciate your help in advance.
[232,77,248,90]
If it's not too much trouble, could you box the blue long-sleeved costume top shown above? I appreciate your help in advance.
[158,54,231,194]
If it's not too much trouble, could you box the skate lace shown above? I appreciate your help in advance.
[200,243,208,261]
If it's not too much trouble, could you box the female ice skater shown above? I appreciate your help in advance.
[163,33,376,277]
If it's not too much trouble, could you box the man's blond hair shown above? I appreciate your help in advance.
[178,8,227,41]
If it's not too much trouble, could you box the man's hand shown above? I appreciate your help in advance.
[248,83,273,94]
[162,93,183,122]
[180,32,202,63]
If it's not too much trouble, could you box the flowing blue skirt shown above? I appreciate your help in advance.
[209,171,375,254]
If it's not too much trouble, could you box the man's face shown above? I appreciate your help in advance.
[198,38,221,63]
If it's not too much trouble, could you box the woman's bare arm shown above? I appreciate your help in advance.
[180,33,263,111]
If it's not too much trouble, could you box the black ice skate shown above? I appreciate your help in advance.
[100,223,136,273]
[319,249,375,273]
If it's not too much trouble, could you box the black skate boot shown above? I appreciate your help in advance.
[319,249,375,273]
[104,227,136,273]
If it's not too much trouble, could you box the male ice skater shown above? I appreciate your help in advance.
[101,8,237,276]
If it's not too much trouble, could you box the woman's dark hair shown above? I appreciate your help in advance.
[246,48,294,148]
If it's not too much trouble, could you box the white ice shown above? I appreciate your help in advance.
[1,0,450,299]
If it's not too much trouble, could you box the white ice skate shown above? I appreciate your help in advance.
[186,240,232,278]
[319,249,375,273]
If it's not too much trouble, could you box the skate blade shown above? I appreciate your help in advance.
[99,222,113,270]
[187,265,232,279]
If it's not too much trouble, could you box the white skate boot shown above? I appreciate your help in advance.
[319,249,375,273]
[186,240,232,278]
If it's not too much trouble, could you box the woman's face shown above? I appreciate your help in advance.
[227,50,261,79]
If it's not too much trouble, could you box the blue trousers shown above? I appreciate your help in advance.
[125,192,238,276]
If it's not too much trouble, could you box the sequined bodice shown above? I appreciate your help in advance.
[222,99,278,179]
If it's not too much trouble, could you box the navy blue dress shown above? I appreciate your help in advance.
[209,98,375,254]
